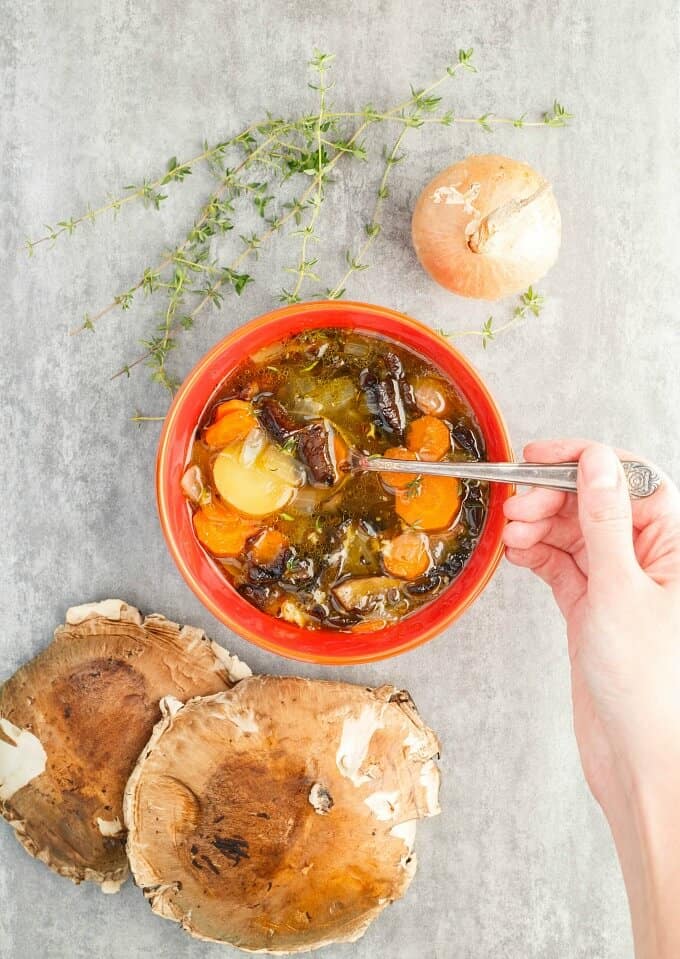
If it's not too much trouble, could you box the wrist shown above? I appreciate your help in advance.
[605,772,680,959]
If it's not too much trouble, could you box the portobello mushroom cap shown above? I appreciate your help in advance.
[124,676,440,953]
[0,599,250,892]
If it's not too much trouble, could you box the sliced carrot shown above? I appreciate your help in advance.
[193,499,261,557]
[332,432,350,474]
[406,415,451,461]
[247,528,289,566]
[204,403,258,448]
[350,619,387,633]
[213,399,252,420]
[382,530,432,580]
[395,475,461,532]
[379,446,420,490]
[199,498,234,522]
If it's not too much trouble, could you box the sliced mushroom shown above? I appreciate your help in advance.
[359,370,407,441]
[0,599,250,891]
[450,422,484,459]
[258,398,301,445]
[125,677,440,953]
[297,420,336,487]
[332,576,404,615]
[384,351,418,413]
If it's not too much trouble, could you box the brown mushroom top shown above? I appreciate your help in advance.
[0,599,249,891]
[124,676,440,953]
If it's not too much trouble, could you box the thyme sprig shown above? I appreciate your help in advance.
[112,162,330,379]
[78,122,291,334]
[114,55,477,382]
[327,52,474,299]
[114,126,369,379]
[440,286,546,348]
[28,48,571,402]
[280,50,333,304]
[24,125,268,256]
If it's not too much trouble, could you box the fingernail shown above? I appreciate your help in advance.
[580,445,620,489]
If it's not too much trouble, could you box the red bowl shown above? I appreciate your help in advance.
[156,301,512,665]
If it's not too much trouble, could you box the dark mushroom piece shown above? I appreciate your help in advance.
[237,583,284,615]
[384,351,405,382]
[257,399,301,445]
[246,551,290,585]
[461,483,487,537]
[451,423,484,459]
[405,572,445,596]
[434,537,476,580]
[323,611,362,629]
[297,420,336,487]
[359,370,406,441]
[385,351,417,413]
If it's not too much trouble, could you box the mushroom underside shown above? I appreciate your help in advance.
[0,599,249,889]
[125,676,440,953]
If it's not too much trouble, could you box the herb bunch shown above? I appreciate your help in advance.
[27,49,571,405]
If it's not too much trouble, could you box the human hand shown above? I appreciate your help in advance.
[502,439,680,959]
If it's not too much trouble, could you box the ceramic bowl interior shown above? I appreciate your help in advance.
[156,301,513,665]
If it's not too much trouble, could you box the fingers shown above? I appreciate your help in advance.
[576,444,640,591]
[505,543,586,618]
[503,488,581,560]
[503,518,553,550]
[503,487,569,522]
[503,516,584,555]
[523,438,601,464]
[523,438,680,530]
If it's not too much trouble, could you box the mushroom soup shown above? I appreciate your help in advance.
[181,328,488,632]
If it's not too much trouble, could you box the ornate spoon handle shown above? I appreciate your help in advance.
[354,456,662,499]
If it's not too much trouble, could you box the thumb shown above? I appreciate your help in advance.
[577,444,639,589]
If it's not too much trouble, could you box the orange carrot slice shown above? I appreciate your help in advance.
[350,619,387,633]
[204,401,258,448]
[395,475,461,532]
[193,499,261,557]
[382,530,432,580]
[247,528,289,566]
[406,415,451,461]
[379,446,420,490]
[332,431,350,474]
[199,498,234,522]
[213,399,252,420]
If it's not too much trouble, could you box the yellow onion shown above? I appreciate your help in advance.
[411,154,561,300]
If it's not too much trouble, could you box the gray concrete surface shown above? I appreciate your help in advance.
[1,1,679,956]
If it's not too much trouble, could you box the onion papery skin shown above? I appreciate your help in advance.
[411,154,561,301]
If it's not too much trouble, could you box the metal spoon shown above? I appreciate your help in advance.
[349,452,662,499]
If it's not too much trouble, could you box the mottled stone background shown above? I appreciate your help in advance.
[1,1,678,956]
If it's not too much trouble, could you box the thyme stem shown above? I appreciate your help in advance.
[76,125,291,334]
[328,123,409,299]
[327,58,471,299]
[26,47,571,403]
[112,115,372,380]
[281,51,332,304]
[25,122,264,255]
[440,286,545,348]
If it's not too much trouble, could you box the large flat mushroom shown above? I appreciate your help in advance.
[124,676,440,953]
[0,599,250,892]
